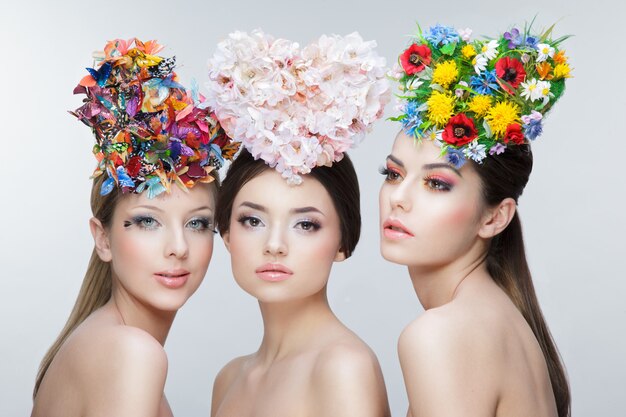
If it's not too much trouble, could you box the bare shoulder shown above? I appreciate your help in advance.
[211,355,250,416]
[69,324,168,415]
[398,306,502,417]
[310,338,390,417]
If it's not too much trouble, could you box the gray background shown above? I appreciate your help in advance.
[1,0,625,415]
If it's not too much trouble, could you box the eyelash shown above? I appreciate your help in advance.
[379,165,401,182]
[424,175,453,192]
[123,216,215,233]
[236,215,321,232]
[124,215,160,230]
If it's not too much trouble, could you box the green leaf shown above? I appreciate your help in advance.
[483,120,493,138]
[440,42,457,56]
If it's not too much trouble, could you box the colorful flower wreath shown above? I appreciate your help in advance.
[71,38,239,198]
[205,30,390,184]
[390,22,571,167]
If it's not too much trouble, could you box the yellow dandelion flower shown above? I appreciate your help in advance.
[485,101,520,137]
[468,95,493,118]
[427,91,455,126]
[553,50,568,65]
[432,60,459,88]
[461,44,477,59]
[553,63,572,79]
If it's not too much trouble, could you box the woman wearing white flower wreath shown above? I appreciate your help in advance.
[205,30,391,417]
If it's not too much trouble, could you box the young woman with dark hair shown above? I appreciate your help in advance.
[205,30,391,417]
[380,24,571,417]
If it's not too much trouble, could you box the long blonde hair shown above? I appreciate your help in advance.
[33,176,120,397]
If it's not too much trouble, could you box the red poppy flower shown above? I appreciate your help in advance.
[495,57,526,94]
[443,114,478,147]
[503,123,524,145]
[400,44,432,75]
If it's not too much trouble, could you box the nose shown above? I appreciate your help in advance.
[388,179,412,212]
[165,226,189,259]
[264,225,288,257]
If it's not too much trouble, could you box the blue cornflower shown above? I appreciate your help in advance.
[525,36,538,49]
[523,119,543,140]
[424,24,460,46]
[470,70,500,95]
[445,147,467,169]
[402,101,423,137]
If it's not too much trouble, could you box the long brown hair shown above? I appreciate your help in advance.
[33,173,219,398]
[476,144,570,417]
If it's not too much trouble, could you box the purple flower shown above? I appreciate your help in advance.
[503,28,522,49]
[489,143,506,155]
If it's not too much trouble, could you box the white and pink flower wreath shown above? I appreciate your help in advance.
[205,29,390,184]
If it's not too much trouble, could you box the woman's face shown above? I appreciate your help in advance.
[379,132,487,268]
[100,183,216,312]
[224,169,344,304]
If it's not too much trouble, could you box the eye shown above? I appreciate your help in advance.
[295,220,321,232]
[125,215,161,230]
[424,176,453,191]
[237,215,264,228]
[379,165,402,182]
[186,217,214,232]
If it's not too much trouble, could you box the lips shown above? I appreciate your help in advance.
[154,269,190,289]
[382,218,414,240]
[255,263,293,282]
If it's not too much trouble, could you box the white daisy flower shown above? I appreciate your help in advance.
[480,40,499,60]
[536,43,555,62]
[473,54,488,74]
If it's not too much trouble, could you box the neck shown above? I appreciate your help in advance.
[407,249,488,310]
[109,286,176,345]
[255,288,336,364]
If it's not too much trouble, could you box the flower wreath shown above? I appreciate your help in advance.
[390,22,571,167]
[205,30,390,184]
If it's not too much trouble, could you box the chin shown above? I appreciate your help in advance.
[380,244,412,266]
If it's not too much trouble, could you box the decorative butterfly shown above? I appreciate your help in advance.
[136,177,167,199]
[80,62,112,88]
[100,165,135,195]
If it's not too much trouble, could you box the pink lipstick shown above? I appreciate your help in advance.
[154,269,190,289]
[255,263,293,282]
[382,218,414,240]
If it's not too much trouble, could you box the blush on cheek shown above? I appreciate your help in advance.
[442,204,476,226]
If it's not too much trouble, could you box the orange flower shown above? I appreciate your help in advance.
[553,50,568,65]
[536,62,554,80]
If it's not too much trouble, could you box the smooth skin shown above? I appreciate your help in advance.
[379,133,557,417]
[32,183,216,417]
[211,169,390,417]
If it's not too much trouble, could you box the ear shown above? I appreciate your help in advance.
[222,230,231,253]
[334,248,347,263]
[89,217,112,262]
[478,198,517,239]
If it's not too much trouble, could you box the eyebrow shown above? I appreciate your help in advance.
[423,163,463,177]
[239,201,324,216]
[132,205,214,214]
[386,154,404,168]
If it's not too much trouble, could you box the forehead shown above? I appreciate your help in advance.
[390,132,445,166]
[234,169,334,211]
[117,182,216,212]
